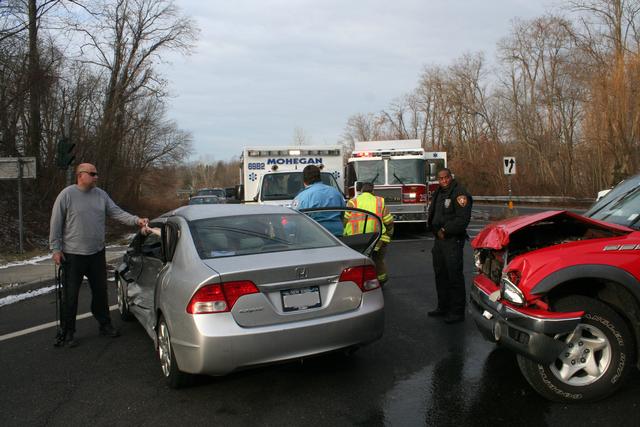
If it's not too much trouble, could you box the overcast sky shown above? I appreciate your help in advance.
[160,0,559,162]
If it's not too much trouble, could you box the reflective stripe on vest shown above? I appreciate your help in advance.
[344,193,386,236]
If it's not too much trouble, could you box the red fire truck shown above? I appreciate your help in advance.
[345,140,447,225]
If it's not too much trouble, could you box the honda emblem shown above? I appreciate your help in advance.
[295,267,308,279]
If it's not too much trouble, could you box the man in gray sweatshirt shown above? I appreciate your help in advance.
[49,163,148,347]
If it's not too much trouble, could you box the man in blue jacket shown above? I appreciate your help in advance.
[292,165,345,236]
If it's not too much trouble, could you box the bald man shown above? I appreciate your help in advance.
[49,163,148,347]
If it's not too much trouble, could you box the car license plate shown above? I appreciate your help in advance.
[281,286,321,312]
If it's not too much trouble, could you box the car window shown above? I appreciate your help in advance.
[585,175,640,219]
[586,185,640,230]
[189,196,221,205]
[189,213,339,259]
[196,189,225,198]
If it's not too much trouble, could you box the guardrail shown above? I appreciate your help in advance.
[474,195,595,204]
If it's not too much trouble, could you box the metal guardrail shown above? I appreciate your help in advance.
[474,195,595,204]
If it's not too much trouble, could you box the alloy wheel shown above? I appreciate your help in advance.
[157,322,172,377]
[116,277,124,315]
[550,323,612,386]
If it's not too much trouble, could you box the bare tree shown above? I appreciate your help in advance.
[70,0,197,190]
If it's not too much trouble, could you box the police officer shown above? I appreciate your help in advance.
[427,168,472,324]
[292,164,345,236]
[344,182,394,284]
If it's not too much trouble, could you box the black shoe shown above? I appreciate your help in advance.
[427,308,447,317]
[444,314,465,324]
[99,324,120,338]
[64,332,77,348]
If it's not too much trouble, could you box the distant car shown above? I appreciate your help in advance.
[470,173,640,402]
[188,195,224,205]
[194,188,226,199]
[115,204,385,387]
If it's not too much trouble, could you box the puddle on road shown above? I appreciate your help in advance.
[381,334,490,426]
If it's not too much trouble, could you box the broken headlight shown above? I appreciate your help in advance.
[500,271,525,306]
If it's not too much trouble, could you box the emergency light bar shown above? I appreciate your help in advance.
[247,149,341,157]
[352,150,423,157]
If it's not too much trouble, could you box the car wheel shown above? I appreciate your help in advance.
[116,274,133,321]
[157,316,191,388]
[517,296,635,402]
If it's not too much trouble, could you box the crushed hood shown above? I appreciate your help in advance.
[471,210,632,250]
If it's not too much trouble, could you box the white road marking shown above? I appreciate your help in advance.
[0,304,118,342]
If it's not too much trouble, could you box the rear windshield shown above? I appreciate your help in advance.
[189,213,339,258]
[189,196,220,205]
[196,189,225,198]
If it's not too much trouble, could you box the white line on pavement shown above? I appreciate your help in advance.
[0,304,118,342]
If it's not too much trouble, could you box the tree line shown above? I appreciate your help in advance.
[0,0,196,214]
[342,0,640,197]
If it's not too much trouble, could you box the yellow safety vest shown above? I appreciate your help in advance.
[344,193,390,242]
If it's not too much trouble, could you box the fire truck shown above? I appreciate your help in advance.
[345,140,447,224]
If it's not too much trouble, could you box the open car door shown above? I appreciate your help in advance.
[299,207,383,257]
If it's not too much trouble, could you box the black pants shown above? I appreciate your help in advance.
[431,237,466,315]
[61,249,112,333]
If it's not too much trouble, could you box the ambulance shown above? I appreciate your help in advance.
[240,145,344,205]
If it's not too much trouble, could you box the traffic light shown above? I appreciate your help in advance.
[56,137,75,170]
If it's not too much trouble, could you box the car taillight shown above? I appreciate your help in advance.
[402,185,427,203]
[339,265,380,292]
[187,281,259,314]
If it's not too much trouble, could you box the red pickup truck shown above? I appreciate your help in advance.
[470,175,640,402]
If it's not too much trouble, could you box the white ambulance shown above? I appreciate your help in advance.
[240,145,344,205]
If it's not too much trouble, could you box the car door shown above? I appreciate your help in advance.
[136,227,166,313]
[299,207,383,256]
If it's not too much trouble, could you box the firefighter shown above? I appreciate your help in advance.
[427,168,472,324]
[344,182,394,284]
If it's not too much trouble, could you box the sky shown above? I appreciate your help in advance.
[159,0,559,162]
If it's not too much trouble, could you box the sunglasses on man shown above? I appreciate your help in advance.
[79,171,98,177]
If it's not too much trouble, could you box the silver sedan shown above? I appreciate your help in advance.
[116,204,385,387]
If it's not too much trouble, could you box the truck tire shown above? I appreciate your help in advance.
[517,296,635,402]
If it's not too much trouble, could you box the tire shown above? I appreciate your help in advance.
[116,274,134,322]
[517,296,635,402]
[157,316,191,388]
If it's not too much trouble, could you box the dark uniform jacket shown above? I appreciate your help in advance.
[427,180,473,238]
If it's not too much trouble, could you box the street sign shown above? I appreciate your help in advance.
[0,157,36,180]
[503,157,516,175]
[0,157,37,253]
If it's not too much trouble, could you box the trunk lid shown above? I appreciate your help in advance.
[202,246,370,327]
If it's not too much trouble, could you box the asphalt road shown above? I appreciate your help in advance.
[1,208,639,426]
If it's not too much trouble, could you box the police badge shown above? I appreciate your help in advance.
[444,198,451,208]
[456,195,468,207]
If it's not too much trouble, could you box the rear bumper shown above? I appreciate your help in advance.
[469,280,582,364]
[173,289,384,375]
